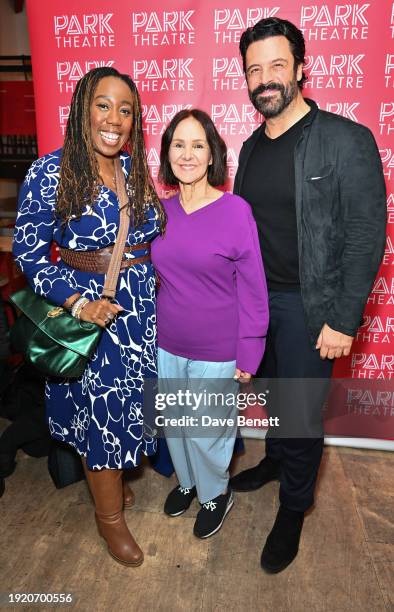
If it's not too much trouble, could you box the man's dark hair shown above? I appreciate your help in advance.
[239,17,308,89]
[159,109,227,187]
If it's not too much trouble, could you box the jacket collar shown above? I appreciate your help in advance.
[302,98,318,126]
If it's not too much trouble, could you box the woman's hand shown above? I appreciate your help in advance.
[79,299,124,328]
[234,368,252,384]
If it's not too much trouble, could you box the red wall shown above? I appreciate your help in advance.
[26,0,394,439]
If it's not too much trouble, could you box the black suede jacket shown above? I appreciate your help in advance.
[234,99,387,343]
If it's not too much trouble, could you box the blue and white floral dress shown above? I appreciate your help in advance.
[13,149,159,469]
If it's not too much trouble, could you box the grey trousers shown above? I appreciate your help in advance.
[158,347,238,503]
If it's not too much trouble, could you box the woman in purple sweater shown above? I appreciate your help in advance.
[151,109,269,538]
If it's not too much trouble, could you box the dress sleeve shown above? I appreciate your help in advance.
[12,159,78,306]
[234,203,269,374]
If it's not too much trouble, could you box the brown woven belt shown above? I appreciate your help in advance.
[60,242,151,274]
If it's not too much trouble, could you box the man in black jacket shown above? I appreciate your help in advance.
[230,17,386,573]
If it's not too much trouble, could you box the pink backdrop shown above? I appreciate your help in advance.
[25,0,394,441]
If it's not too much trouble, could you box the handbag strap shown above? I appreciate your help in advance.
[102,157,131,299]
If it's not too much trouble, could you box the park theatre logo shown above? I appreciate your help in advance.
[380,148,394,181]
[367,275,394,308]
[299,3,370,40]
[385,54,394,88]
[212,57,245,91]
[356,315,394,345]
[303,54,365,89]
[213,7,280,44]
[350,352,394,379]
[133,58,194,92]
[345,386,394,417]
[141,104,192,136]
[56,61,115,94]
[53,13,115,48]
[211,103,259,137]
[391,2,394,37]
[131,10,195,46]
[325,102,359,121]
[379,103,394,136]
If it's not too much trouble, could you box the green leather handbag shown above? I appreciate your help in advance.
[10,285,101,378]
[10,157,130,379]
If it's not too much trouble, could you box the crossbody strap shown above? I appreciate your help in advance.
[102,157,131,299]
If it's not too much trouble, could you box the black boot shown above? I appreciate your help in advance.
[230,456,281,492]
[0,452,16,478]
[260,505,304,573]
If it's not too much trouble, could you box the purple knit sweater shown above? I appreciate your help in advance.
[151,192,269,374]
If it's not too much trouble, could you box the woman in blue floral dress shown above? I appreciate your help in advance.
[13,67,166,566]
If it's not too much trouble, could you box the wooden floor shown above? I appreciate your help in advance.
[0,431,393,612]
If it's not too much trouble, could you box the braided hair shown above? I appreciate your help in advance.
[56,67,166,231]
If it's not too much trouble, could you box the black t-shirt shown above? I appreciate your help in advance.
[241,112,310,291]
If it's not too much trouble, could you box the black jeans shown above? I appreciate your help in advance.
[257,291,334,512]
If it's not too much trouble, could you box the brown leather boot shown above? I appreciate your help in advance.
[82,460,143,566]
[123,480,135,509]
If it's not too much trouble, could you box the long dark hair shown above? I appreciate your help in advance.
[56,67,166,231]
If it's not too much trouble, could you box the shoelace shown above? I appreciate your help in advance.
[203,501,217,511]
[179,487,192,495]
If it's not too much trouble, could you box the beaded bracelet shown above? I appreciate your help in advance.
[73,298,90,320]
[71,297,90,319]
[75,298,90,320]
[70,297,85,317]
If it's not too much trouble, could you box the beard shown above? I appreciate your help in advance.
[249,76,299,119]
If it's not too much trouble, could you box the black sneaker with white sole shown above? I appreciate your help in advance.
[164,485,197,517]
[193,489,234,539]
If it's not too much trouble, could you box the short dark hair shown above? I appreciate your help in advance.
[159,109,227,187]
[239,17,307,89]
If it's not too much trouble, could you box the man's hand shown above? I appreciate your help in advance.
[316,323,354,359]
[234,368,252,383]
